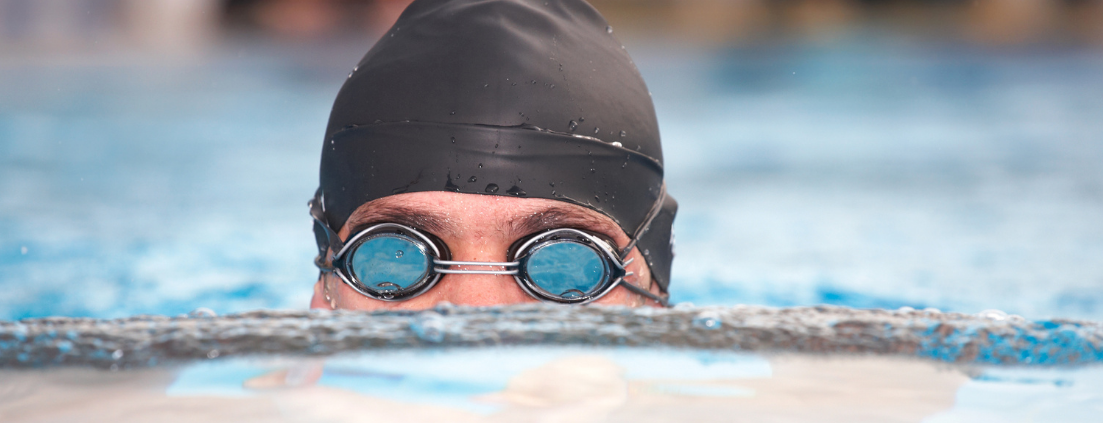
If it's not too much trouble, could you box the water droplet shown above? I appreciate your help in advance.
[511,82,517,86]
[593,127,600,134]
[549,84,555,89]
[485,183,499,193]
[330,139,335,145]
[606,26,613,34]
[978,309,1009,320]
[411,312,445,342]
[619,130,627,137]
[611,141,623,147]
[376,282,400,291]
[395,250,404,258]
[207,349,220,359]
[450,111,456,115]
[189,308,217,318]
[644,249,650,255]
[531,80,537,84]
[590,168,595,173]
[507,185,527,196]
[692,311,722,330]
[451,137,456,143]
[551,190,556,195]
[468,176,477,183]
[568,120,578,131]
[561,289,585,299]
[478,163,483,168]
[483,83,489,88]
[381,292,395,300]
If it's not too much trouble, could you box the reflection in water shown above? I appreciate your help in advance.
[0,348,981,423]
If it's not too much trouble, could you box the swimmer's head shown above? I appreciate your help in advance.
[311,0,676,309]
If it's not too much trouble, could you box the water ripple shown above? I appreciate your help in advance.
[1,304,1101,369]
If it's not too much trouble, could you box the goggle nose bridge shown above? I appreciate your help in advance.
[434,259,520,275]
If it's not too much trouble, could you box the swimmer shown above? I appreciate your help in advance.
[308,0,676,310]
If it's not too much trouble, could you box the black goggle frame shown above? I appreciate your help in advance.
[310,188,670,306]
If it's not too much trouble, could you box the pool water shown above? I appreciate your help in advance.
[2,305,1102,422]
[2,38,1103,421]
[3,40,1102,321]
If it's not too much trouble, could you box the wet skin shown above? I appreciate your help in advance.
[310,191,663,310]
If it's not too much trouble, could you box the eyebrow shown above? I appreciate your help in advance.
[346,202,626,246]
[346,204,456,239]
[506,206,624,245]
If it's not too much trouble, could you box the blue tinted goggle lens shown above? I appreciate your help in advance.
[348,235,430,292]
[523,241,608,299]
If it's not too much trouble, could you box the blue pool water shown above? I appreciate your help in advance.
[2,40,1102,320]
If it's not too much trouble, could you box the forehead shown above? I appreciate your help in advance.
[342,192,627,242]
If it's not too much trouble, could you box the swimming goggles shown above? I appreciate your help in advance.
[309,188,670,306]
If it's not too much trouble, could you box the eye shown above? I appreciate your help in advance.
[348,235,431,291]
[523,241,608,297]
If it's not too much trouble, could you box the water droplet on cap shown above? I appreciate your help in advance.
[451,137,456,143]
[611,141,623,147]
[450,111,456,115]
[568,120,578,131]
[619,130,627,137]
[468,176,477,182]
[606,26,613,34]
[485,183,499,193]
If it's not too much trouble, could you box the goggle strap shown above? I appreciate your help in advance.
[618,279,670,307]
[620,183,668,257]
[309,191,345,271]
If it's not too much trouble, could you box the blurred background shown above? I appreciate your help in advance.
[1,0,1101,321]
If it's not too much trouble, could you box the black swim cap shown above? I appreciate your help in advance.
[315,0,678,290]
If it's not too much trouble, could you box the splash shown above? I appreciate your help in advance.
[1,304,1101,369]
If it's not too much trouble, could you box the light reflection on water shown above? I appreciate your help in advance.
[1,347,1100,422]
